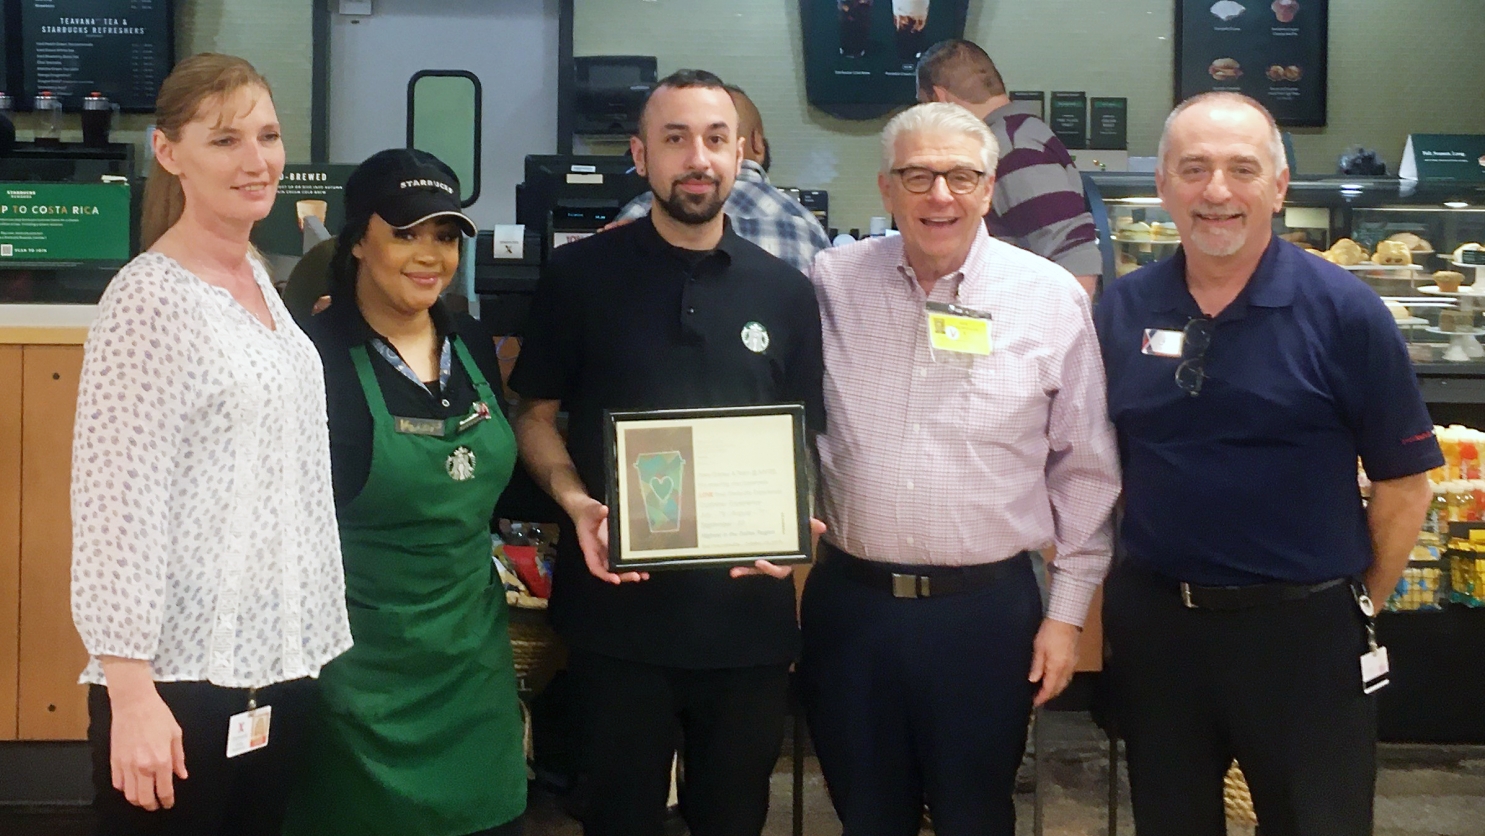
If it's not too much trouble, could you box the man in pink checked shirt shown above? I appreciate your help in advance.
[797,102,1121,836]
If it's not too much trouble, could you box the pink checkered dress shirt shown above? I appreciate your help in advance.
[809,225,1120,626]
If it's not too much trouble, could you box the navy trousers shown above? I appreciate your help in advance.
[798,552,1041,836]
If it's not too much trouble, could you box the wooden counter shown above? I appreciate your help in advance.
[1,306,93,739]
[0,305,96,346]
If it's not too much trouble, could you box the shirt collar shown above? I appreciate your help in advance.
[328,290,457,346]
[738,159,768,185]
[632,212,742,264]
[894,222,992,299]
[1144,236,1293,318]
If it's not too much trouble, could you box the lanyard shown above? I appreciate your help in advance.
[371,336,452,397]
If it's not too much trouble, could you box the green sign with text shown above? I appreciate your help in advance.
[0,182,131,266]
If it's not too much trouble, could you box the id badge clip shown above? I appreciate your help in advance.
[1353,586,1390,694]
[226,688,271,758]
[925,301,993,367]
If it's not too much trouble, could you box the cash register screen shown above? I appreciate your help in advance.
[592,64,644,88]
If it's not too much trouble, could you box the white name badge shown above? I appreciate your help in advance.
[1142,328,1185,358]
[1361,647,1390,694]
[226,705,271,758]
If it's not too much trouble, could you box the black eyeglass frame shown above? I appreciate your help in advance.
[1175,316,1214,396]
[889,166,988,195]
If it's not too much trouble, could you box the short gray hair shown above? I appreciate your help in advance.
[1156,92,1286,174]
[880,102,1000,175]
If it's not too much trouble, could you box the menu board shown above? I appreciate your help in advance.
[800,0,970,119]
[1174,0,1327,127]
[19,0,172,111]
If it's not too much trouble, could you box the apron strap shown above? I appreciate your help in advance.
[451,336,500,405]
[349,345,396,425]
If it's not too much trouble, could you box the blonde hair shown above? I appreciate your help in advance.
[140,53,274,249]
[881,102,1000,174]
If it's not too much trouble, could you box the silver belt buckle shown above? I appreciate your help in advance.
[1180,582,1196,609]
[892,573,920,598]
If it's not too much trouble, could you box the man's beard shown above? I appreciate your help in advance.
[654,173,727,225]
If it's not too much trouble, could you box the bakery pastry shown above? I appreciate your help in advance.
[1387,231,1433,252]
[1452,242,1484,263]
[1209,58,1242,81]
[1284,65,1302,82]
[1327,238,1366,266]
[1385,301,1411,322]
[1373,240,1413,266]
[1279,230,1311,245]
[1440,309,1473,333]
[1150,222,1180,242]
[1266,65,1286,82]
[1118,220,1151,241]
[1272,0,1299,22]
[1209,0,1245,22]
[1434,271,1465,292]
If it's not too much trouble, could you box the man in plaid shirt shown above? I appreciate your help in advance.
[616,84,830,274]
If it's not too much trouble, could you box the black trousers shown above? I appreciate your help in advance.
[1104,563,1378,836]
[798,554,1041,836]
[567,650,790,836]
[88,678,318,836]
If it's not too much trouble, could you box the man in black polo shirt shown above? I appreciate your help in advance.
[1095,93,1440,836]
[509,70,824,836]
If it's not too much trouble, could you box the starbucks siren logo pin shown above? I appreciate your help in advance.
[741,321,770,353]
[446,446,477,481]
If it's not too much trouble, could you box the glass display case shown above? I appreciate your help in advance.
[1086,173,1485,392]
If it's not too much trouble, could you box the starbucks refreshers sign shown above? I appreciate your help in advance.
[0,182,131,266]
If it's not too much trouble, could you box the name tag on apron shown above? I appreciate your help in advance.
[1142,328,1185,358]
[395,416,446,437]
[226,705,271,758]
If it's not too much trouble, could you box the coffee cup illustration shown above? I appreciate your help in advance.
[635,451,687,533]
[296,199,329,231]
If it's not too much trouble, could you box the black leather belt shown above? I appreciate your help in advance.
[1123,560,1350,611]
[821,541,1029,599]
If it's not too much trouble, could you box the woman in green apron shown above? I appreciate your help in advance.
[284,149,525,836]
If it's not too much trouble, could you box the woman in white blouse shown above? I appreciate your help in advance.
[70,53,351,835]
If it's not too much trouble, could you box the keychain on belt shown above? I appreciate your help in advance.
[1353,585,1391,695]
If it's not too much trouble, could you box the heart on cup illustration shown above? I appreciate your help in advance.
[649,476,675,501]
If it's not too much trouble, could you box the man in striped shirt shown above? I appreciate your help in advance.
[918,40,1101,295]
[616,83,831,274]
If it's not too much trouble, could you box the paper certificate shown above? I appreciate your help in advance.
[605,405,811,570]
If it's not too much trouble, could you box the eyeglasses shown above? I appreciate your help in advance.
[891,166,987,195]
[1175,316,1213,397]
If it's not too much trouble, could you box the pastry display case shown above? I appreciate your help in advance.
[1086,173,1485,399]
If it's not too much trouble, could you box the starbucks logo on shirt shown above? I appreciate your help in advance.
[446,446,477,481]
[741,321,770,354]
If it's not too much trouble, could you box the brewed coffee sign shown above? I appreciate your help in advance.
[1174,0,1328,127]
[800,0,971,119]
[20,0,173,110]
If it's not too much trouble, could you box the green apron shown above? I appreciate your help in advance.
[285,338,525,836]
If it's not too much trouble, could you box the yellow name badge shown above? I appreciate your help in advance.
[925,302,994,356]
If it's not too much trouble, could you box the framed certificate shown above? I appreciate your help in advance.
[604,404,812,571]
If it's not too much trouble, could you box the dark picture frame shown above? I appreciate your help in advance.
[604,404,812,571]
[1174,0,1328,127]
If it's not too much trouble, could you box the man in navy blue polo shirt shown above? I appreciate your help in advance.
[1095,92,1441,836]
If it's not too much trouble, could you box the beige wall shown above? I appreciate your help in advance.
[9,0,315,163]
[577,0,1485,231]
